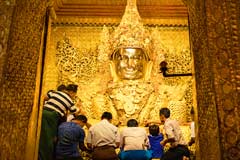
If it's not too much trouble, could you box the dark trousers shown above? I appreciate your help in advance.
[92,146,118,160]
[39,109,60,160]
[161,145,190,160]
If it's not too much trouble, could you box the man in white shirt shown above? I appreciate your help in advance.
[86,112,120,160]
[118,119,151,160]
[159,108,190,160]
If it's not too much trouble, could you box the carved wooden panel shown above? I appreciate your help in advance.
[188,0,240,159]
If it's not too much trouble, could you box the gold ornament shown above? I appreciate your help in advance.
[110,0,153,60]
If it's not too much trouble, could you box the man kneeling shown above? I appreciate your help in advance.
[118,119,151,160]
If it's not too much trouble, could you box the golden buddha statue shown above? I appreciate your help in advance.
[107,47,156,125]
[90,0,158,126]
[91,0,191,126]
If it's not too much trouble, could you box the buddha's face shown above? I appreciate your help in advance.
[111,48,149,80]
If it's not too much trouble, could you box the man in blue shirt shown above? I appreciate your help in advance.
[55,115,91,160]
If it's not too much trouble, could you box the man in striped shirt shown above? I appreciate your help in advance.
[39,84,78,160]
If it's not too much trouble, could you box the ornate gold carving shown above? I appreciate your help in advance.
[110,0,153,60]
[56,37,98,83]
[53,6,193,126]
[53,26,193,125]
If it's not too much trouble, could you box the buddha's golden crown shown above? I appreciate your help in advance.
[110,0,153,60]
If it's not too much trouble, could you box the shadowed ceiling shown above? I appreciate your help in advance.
[53,0,188,19]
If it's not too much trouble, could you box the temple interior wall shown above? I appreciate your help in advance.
[0,0,239,160]
[42,22,195,158]
[0,0,48,159]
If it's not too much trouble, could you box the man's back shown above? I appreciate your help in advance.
[86,113,120,160]
[164,118,186,147]
[87,119,119,148]
[120,127,148,151]
[56,122,85,158]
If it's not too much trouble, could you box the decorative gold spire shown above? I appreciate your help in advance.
[110,0,152,59]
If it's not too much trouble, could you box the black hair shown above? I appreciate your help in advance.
[66,84,78,93]
[127,119,138,127]
[149,124,160,136]
[159,107,170,118]
[73,115,87,123]
[57,84,66,91]
[101,112,112,120]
